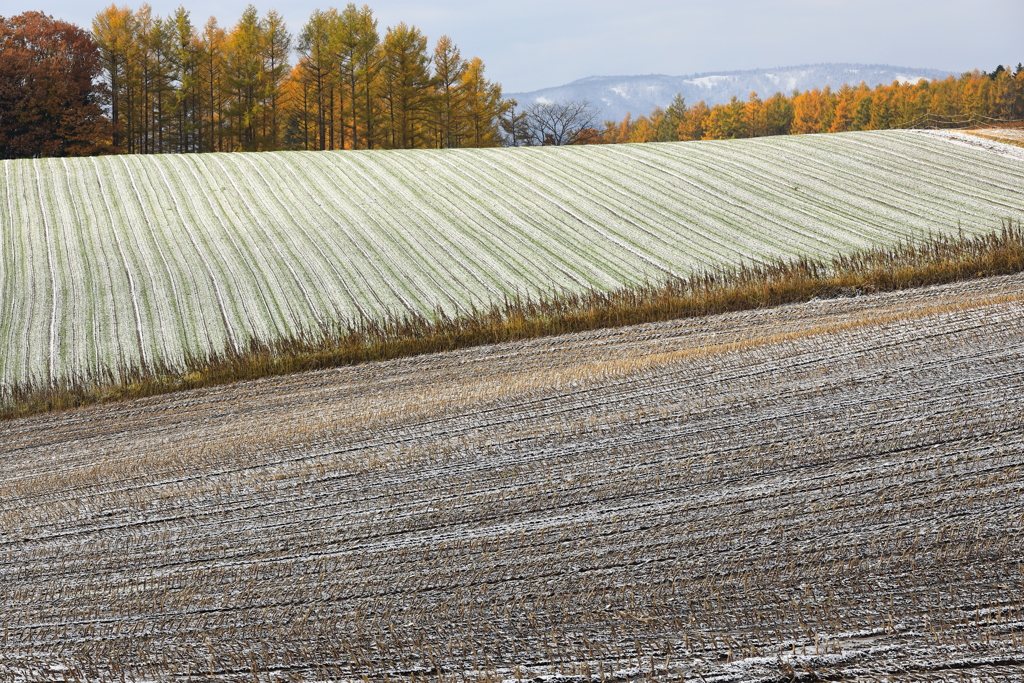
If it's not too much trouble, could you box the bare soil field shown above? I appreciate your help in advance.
[956,126,1024,149]
[2,274,1024,682]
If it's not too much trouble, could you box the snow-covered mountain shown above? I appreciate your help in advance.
[507,64,959,123]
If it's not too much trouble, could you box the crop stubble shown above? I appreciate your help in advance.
[1,274,1023,681]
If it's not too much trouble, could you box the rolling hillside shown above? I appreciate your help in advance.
[2,272,1022,681]
[2,130,1023,391]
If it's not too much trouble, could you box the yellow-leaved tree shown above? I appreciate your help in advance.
[458,57,506,148]
[431,35,467,147]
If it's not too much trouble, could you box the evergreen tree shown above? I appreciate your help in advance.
[656,95,687,141]
[169,8,201,153]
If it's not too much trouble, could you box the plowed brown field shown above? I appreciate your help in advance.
[2,274,1024,682]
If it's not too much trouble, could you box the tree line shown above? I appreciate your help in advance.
[599,66,1024,144]
[92,3,508,154]
[0,5,508,158]
[2,6,1022,159]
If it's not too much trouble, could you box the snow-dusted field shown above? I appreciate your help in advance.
[2,131,1023,389]
[2,273,1023,681]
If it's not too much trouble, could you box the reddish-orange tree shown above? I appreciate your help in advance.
[0,12,108,158]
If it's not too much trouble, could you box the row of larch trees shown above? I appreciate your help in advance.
[601,66,1024,143]
[289,7,505,151]
[91,3,507,154]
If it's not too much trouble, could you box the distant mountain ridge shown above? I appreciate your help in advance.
[507,64,959,123]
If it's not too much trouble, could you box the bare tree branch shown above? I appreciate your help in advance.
[518,99,600,146]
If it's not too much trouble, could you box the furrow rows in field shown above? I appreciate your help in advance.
[427,151,614,292]
[2,319,1010,523]
[210,153,340,335]
[58,160,104,380]
[475,149,685,281]
[653,139,922,248]
[43,162,88,381]
[788,136,1020,226]
[334,150,483,313]
[608,143,863,258]
[538,147,757,269]
[3,272,1023,488]
[368,152,516,305]
[258,155,370,319]
[2,130,1023,390]
[438,148,651,288]
[111,156,190,368]
[862,132,1024,195]
[89,158,156,371]
[72,162,128,378]
[6,163,45,385]
[264,154,383,319]
[233,154,347,324]
[34,163,61,383]
[516,148,722,272]
[104,157,173,370]
[337,152,486,313]
[0,166,15,386]
[153,155,253,350]
[2,417,1018,596]
[284,152,428,316]
[125,156,217,363]
[189,154,296,341]
[655,141,919,247]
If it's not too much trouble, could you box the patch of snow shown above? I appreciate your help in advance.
[610,667,643,679]
[686,75,734,89]
[501,674,589,683]
[893,73,928,85]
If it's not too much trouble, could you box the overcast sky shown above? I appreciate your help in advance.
[10,0,1023,93]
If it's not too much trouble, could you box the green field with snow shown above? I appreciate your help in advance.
[2,130,1023,387]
